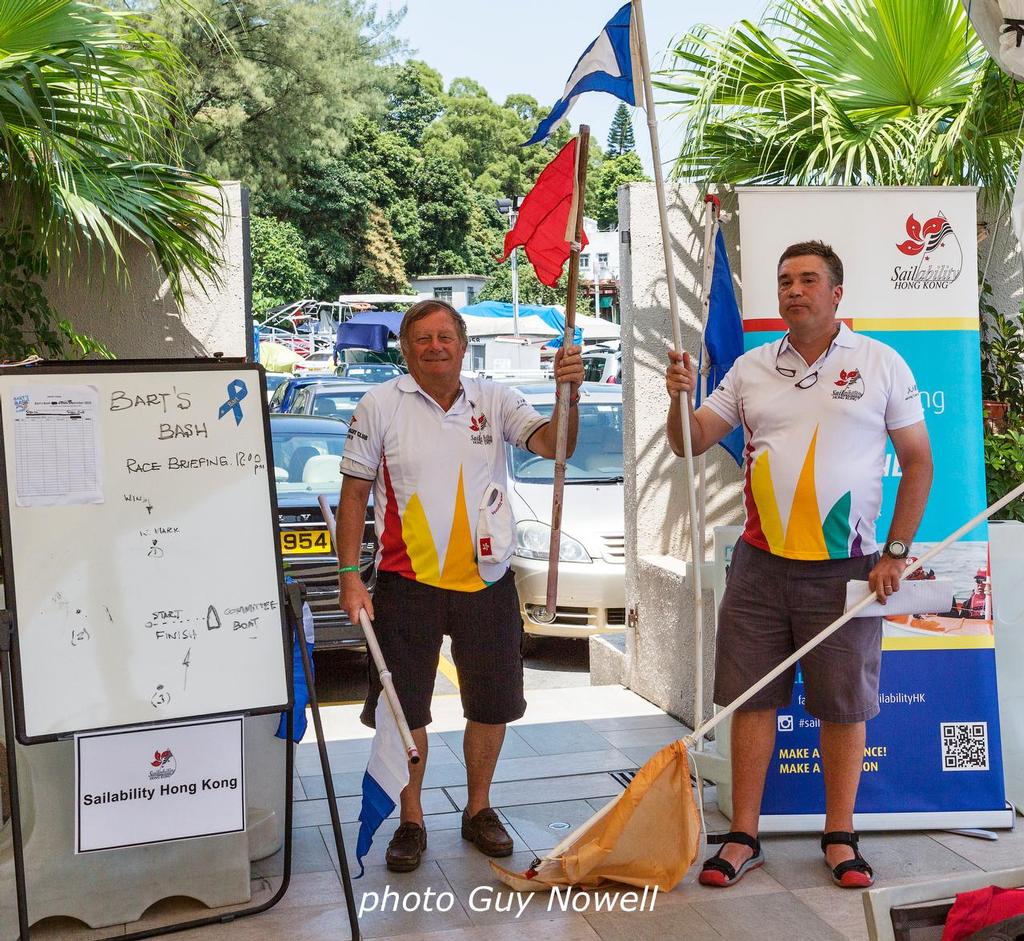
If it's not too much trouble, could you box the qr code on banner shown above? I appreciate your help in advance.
[941,722,989,771]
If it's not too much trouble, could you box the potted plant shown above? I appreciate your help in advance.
[980,287,1024,432]
[984,414,1024,521]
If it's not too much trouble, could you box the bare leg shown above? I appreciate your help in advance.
[464,720,505,816]
[398,727,428,824]
[820,720,865,868]
[718,708,776,871]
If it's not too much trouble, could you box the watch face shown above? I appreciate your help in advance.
[887,540,908,558]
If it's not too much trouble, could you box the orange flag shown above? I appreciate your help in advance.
[491,741,700,892]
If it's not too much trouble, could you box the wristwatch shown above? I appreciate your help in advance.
[883,539,910,560]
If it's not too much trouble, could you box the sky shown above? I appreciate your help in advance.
[372,0,768,176]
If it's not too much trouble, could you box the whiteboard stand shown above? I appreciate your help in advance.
[0,606,302,940]
[285,582,362,940]
[0,611,29,940]
[0,360,306,939]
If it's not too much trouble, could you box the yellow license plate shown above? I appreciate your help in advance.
[280,529,332,555]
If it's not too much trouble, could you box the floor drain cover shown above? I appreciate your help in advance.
[548,821,571,830]
[610,769,639,788]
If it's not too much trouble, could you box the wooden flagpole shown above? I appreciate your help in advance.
[632,0,706,735]
[545,126,591,616]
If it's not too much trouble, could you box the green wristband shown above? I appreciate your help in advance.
[337,565,360,574]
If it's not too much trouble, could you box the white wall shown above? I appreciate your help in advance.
[44,182,250,360]
[409,276,487,310]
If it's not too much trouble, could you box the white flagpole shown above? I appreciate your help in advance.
[632,0,706,735]
[696,197,720,559]
[318,495,420,764]
[685,478,1024,747]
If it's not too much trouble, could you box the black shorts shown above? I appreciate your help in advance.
[360,569,526,730]
[714,539,883,724]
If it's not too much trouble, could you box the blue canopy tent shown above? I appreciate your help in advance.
[458,301,583,346]
[334,310,405,354]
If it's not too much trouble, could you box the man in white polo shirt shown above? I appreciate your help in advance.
[336,299,584,872]
[665,241,932,889]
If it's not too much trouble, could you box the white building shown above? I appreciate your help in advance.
[409,274,488,309]
[578,217,621,322]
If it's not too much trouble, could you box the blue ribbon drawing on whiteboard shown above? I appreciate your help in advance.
[218,379,248,425]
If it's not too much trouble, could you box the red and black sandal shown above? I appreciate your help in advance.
[821,831,874,888]
[698,831,765,887]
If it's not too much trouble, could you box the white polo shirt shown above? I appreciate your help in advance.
[340,374,548,591]
[702,323,924,561]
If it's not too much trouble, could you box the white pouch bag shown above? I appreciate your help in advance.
[476,483,516,583]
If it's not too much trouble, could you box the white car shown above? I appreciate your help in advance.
[581,345,621,384]
[506,382,625,644]
[292,350,336,376]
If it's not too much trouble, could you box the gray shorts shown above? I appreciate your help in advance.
[714,539,883,724]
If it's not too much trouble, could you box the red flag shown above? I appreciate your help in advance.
[500,137,588,287]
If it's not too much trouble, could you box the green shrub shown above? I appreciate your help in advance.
[984,415,1024,521]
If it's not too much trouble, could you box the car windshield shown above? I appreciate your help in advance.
[310,389,368,424]
[346,365,398,381]
[510,402,623,483]
[271,429,347,494]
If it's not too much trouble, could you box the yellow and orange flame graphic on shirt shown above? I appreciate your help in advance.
[744,426,860,560]
[379,459,486,591]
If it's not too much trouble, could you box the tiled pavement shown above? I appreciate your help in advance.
[30,685,1022,941]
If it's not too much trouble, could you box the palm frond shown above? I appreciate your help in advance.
[0,0,222,301]
[657,0,1024,195]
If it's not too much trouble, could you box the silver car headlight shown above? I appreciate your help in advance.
[515,520,592,563]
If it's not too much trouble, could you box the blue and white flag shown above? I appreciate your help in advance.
[697,228,744,466]
[525,2,643,146]
[354,695,410,876]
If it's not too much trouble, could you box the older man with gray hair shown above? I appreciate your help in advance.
[336,299,584,872]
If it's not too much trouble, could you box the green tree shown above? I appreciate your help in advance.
[383,60,445,145]
[249,216,316,314]
[658,0,1024,192]
[606,103,636,156]
[591,152,649,230]
[0,0,221,360]
[148,0,402,192]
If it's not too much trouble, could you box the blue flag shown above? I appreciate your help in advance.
[525,3,642,146]
[696,228,744,466]
[355,697,410,876]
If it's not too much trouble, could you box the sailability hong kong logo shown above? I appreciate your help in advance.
[892,212,962,290]
[148,748,177,780]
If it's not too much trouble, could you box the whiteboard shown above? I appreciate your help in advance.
[0,362,290,742]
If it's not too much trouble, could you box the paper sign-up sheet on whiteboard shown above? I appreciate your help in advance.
[0,363,290,742]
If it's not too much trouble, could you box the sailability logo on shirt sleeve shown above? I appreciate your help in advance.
[892,212,962,290]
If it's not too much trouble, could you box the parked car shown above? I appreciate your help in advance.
[269,374,358,414]
[270,414,375,649]
[581,346,621,384]
[336,362,404,382]
[506,382,625,644]
[284,381,375,425]
[292,349,336,377]
[264,372,289,402]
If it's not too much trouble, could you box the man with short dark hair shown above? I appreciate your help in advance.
[337,299,584,872]
[665,240,932,889]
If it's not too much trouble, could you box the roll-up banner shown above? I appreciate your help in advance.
[735,187,1011,830]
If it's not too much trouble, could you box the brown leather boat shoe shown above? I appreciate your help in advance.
[461,807,513,857]
[385,821,427,872]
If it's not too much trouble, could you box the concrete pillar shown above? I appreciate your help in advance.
[618,181,743,729]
